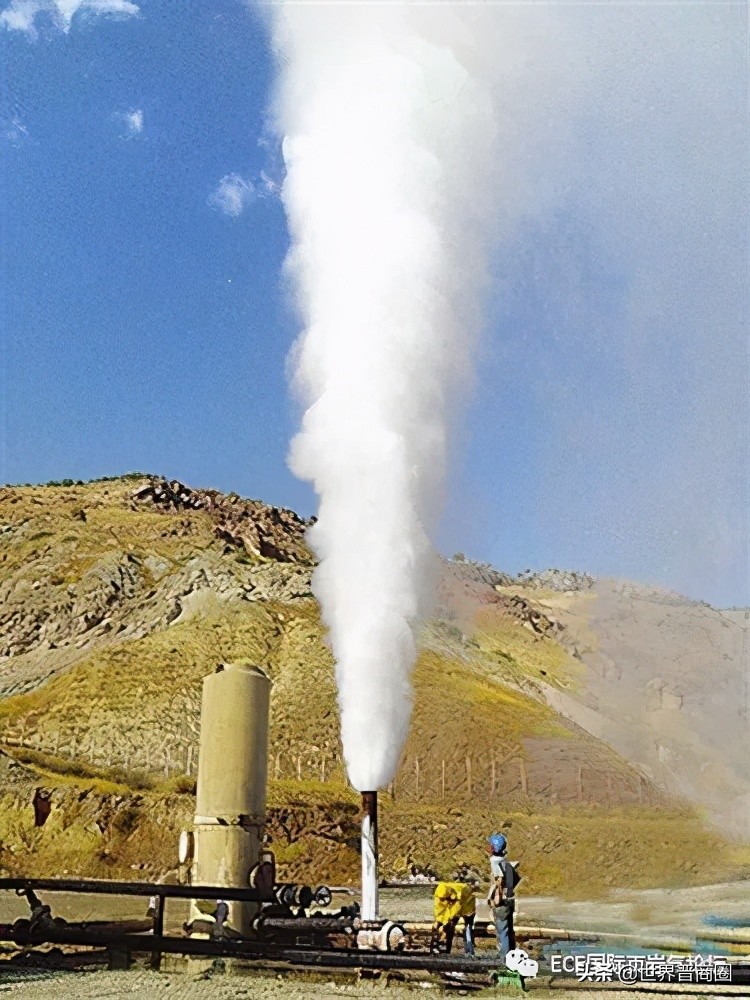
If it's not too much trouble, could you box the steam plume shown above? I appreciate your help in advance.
[267,4,506,790]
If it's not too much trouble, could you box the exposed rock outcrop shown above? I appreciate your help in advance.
[515,568,595,592]
[132,477,313,564]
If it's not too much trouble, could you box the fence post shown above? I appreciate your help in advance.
[441,759,446,801]
[320,756,326,783]
[297,756,302,781]
[576,765,583,803]
[519,757,528,795]
[415,758,420,800]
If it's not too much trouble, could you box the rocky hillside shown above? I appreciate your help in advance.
[499,578,750,838]
[0,476,747,893]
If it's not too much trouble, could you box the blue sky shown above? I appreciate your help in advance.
[1,1,747,607]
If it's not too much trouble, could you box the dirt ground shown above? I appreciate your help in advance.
[0,967,746,1000]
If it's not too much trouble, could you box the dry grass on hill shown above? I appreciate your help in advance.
[1,477,748,896]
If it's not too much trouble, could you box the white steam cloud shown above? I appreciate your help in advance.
[267,4,546,791]
[266,1,745,788]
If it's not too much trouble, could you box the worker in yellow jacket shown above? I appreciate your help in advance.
[431,881,476,955]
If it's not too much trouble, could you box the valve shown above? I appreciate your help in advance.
[313,885,332,907]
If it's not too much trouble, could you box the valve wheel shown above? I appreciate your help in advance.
[313,885,332,907]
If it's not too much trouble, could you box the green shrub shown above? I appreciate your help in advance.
[157,774,197,795]
[4,746,158,792]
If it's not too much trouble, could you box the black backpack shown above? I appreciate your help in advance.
[499,859,521,898]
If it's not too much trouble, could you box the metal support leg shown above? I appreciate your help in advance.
[150,894,164,969]
[108,945,130,970]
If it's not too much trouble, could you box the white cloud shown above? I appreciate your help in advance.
[208,166,281,218]
[126,108,143,135]
[208,173,257,218]
[0,0,41,32]
[259,170,280,197]
[0,0,138,37]
[120,107,143,137]
[2,117,29,145]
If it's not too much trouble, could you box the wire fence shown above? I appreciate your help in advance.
[0,724,650,806]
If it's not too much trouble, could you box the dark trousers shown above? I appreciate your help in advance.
[444,920,456,953]
[434,915,475,955]
[493,900,515,960]
[463,913,475,955]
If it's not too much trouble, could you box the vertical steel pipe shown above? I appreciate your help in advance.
[361,791,379,921]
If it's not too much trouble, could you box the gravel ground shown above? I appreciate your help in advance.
[0,967,746,999]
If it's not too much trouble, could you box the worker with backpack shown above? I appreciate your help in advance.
[487,832,520,961]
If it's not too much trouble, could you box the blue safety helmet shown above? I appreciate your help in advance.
[488,833,507,855]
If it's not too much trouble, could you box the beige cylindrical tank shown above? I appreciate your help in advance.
[188,661,271,938]
[195,661,270,819]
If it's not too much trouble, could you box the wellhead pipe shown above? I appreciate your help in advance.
[361,791,379,921]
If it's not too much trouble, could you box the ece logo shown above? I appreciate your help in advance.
[505,948,539,978]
